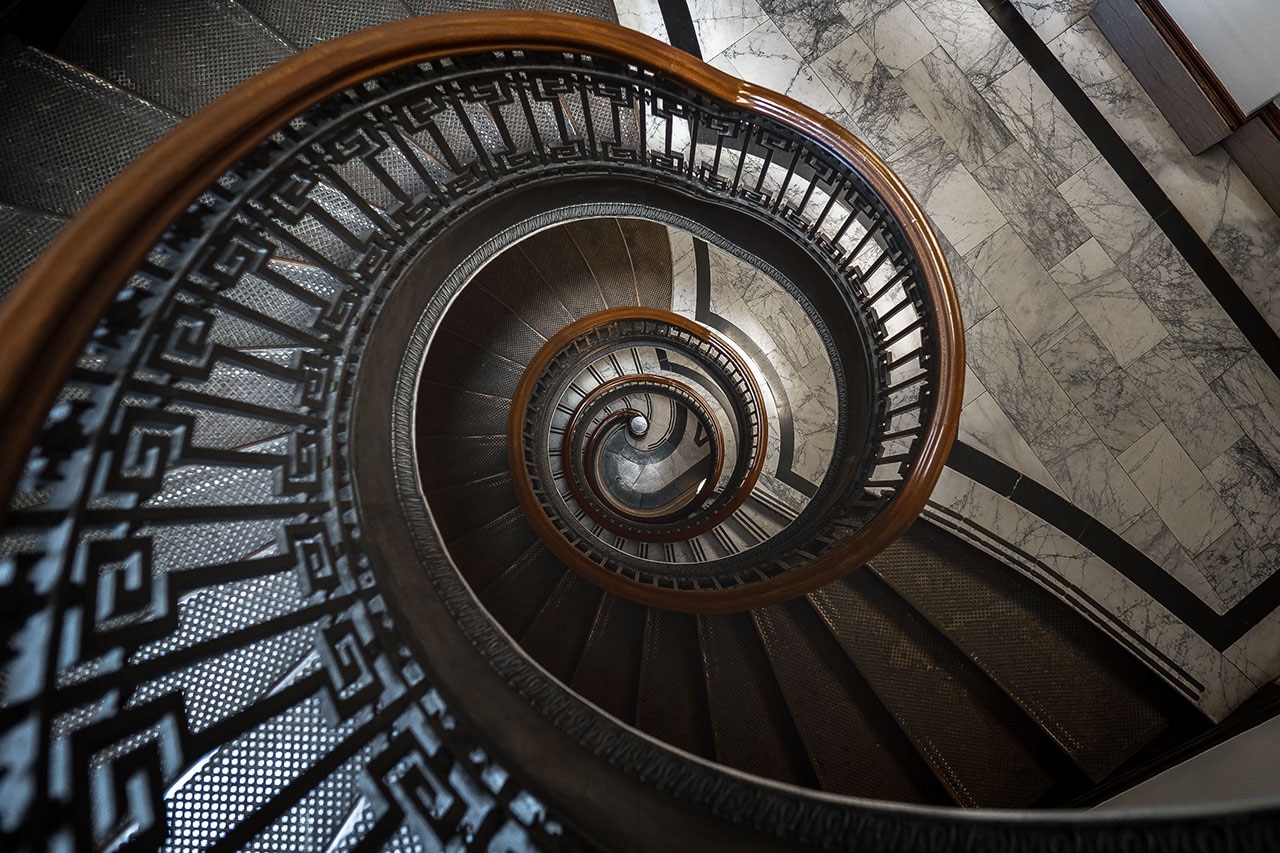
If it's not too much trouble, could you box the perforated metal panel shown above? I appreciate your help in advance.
[0,46,177,215]
[238,0,412,49]
[59,0,294,116]
[0,204,67,298]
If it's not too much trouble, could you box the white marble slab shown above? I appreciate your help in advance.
[1050,238,1166,367]
[1026,406,1149,530]
[1212,352,1280,477]
[965,308,1074,439]
[898,48,1016,171]
[613,0,669,42]
[964,223,1076,353]
[1125,339,1243,469]
[713,17,847,119]
[1118,424,1236,556]
[959,390,1063,495]
[1120,507,1227,615]
[983,59,1097,187]
[854,1,937,76]
[756,0,856,62]
[688,0,771,61]
[886,127,1006,255]
[973,141,1092,270]
[1008,0,1097,44]
[906,0,1021,89]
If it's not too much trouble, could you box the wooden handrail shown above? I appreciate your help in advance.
[0,10,962,557]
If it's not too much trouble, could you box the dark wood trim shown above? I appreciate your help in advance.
[1132,0,1248,128]
[1260,102,1280,138]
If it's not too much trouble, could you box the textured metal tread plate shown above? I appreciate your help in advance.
[0,204,68,298]
[426,471,519,542]
[438,281,547,367]
[516,224,610,321]
[698,612,819,788]
[59,0,294,117]
[619,218,674,311]
[447,507,541,593]
[562,218,646,311]
[635,607,716,759]
[472,242,579,340]
[416,433,510,492]
[871,522,1174,782]
[517,0,618,24]
[752,600,950,803]
[477,541,566,638]
[569,592,645,723]
[0,45,178,215]
[420,326,526,399]
[810,572,1058,808]
[237,0,412,49]
[518,569,603,682]
[414,381,512,436]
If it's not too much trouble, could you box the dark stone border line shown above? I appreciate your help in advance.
[981,0,1280,381]
[654,0,702,58]
[948,441,1280,651]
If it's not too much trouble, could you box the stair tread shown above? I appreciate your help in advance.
[516,225,609,321]
[811,572,1059,808]
[416,434,510,492]
[618,218,674,312]
[60,0,294,117]
[473,247,577,342]
[569,593,646,724]
[0,44,178,215]
[0,204,68,298]
[753,600,950,803]
[475,540,563,637]
[635,608,716,759]
[519,569,603,682]
[426,471,519,542]
[437,283,547,367]
[698,612,819,788]
[870,520,1174,782]
[414,381,512,437]
[561,219,645,311]
[237,0,413,50]
[448,507,540,594]
[419,327,526,400]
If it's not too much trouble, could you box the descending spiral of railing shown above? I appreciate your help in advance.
[0,10,1274,851]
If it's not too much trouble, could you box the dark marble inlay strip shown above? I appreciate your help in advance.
[947,440,1280,651]
[656,0,702,58]
[979,0,1280,382]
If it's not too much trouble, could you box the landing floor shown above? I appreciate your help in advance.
[615,0,1280,719]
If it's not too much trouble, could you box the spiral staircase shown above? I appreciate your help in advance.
[0,0,1276,850]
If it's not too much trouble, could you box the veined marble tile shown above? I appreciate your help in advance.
[1225,611,1280,692]
[668,228,698,317]
[898,48,1014,170]
[756,0,855,62]
[836,0,896,28]
[962,364,985,409]
[1120,507,1227,616]
[964,224,1076,352]
[1027,407,1148,530]
[1206,162,1280,335]
[1125,339,1243,469]
[1008,0,1096,43]
[1050,238,1166,367]
[1076,366,1162,456]
[812,32,932,159]
[984,60,1096,187]
[906,0,1020,89]
[1212,352,1280,477]
[715,18,846,118]
[688,0,770,61]
[1116,224,1250,383]
[966,309,1073,440]
[935,227,996,330]
[1039,315,1114,402]
[854,1,936,76]
[1039,321,1164,455]
[1203,436,1280,557]
[973,141,1091,270]
[1118,424,1236,556]
[928,467,1254,720]
[886,127,1005,255]
[1195,524,1273,611]
[614,0,669,42]
[1059,155,1149,262]
[959,390,1062,495]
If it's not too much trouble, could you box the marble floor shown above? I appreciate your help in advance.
[615,0,1280,720]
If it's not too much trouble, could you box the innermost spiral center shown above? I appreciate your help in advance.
[628,414,649,437]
